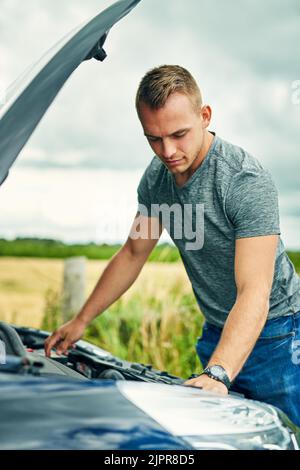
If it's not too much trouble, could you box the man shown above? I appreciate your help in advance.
[45,65,300,426]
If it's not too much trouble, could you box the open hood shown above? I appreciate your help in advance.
[0,0,141,186]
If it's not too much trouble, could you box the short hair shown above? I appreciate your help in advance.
[135,65,202,115]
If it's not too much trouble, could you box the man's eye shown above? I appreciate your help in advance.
[174,133,186,138]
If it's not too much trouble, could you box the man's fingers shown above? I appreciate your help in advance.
[183,377,204,389]
[183,378,198,385]
[184,382,203,389]
[44,332,77,357]
[44,332,63,357]
[184,378,228,395]
[56,339,71,356]
[44,335,54,357]
[183,380,192,385]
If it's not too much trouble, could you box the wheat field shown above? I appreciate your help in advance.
[0,257,192,328]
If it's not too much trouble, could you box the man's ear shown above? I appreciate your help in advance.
[201,105,212,129]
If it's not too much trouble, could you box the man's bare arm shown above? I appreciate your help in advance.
[44,213,162,356]
[206,234,278,380]
[184,234,278,392]
[77,213,162,325]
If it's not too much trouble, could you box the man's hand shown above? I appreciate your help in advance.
[44,317,87,357]
[183,374,228,395]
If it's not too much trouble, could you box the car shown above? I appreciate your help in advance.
[0,321,300,450]
[0,0,299,451]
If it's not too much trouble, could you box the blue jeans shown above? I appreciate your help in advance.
[196,311,300,427]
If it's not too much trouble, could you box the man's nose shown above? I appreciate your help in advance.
[162,139,176,159]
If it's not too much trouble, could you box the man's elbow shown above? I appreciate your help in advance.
[122,238,151,264]
[237,284,271,311]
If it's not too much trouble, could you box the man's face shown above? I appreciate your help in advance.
[138,92,211,177]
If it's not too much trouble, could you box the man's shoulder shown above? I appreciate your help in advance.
[145,155,165,173]
[214,135,266,176]
[139,155,167,188]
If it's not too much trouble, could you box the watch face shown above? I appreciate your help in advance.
[203,365,230,389]
[210,366,223,378]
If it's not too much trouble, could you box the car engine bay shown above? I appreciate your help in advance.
[0,321,185,385]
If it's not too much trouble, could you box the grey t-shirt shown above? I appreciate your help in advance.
[137,132,300,327]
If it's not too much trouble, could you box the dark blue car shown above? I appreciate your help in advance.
[0,321,299,450]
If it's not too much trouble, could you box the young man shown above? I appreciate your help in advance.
[45,65,300,426]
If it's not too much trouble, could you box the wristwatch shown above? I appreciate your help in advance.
[201,365,231,390]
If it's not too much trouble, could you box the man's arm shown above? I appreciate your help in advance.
[77,213,162,325]
[44,213,162,356]
[184,234,278,394]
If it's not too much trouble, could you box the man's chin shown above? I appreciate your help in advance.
[167,160,187,171]
[169,164,187,174]
[171,167,182,173]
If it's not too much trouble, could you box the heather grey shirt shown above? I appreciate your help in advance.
[137,132,300,328]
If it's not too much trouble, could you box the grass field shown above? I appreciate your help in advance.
[1,253,299,378]
[1,238,300,270]
[0,257,204,377]
[0,239,181,262]
[0,257,191,327]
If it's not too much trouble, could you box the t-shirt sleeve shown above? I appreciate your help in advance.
[225,169,281,239]
[137,165,160,218]
[137,168,151,216]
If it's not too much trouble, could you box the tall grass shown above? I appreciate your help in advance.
[41,284,205,379]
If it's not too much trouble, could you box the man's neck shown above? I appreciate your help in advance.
[175,131,215,187]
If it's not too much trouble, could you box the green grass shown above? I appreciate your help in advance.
[0,238,180,262]
[41,286,205,379]
[4,237,300,379]
[1,238,299,270]
[289,251,300,273]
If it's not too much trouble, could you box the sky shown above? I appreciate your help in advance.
[0,0,299,247]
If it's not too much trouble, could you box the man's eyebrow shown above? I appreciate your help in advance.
[144,127,191,139]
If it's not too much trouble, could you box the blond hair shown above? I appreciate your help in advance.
[135,65,202,115]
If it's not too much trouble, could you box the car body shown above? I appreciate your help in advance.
[0,0,299,451]
[0,322,299,450]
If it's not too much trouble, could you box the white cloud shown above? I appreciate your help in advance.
[0,166,297,248]
[0,0,299,245]
[0,167,142,243]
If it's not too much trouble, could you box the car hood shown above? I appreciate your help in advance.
[0,374,190,450]
[0,0,141,186]
[0,372,295,450]
[1,324,299,450]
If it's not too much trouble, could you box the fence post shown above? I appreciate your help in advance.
[62,256,86,323]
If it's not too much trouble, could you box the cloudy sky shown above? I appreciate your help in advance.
[0,0,299,247]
